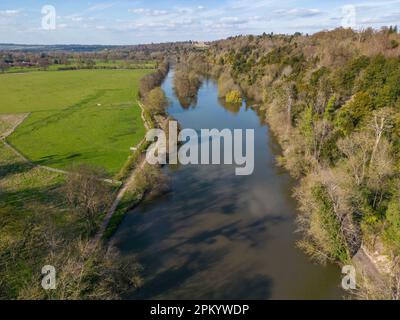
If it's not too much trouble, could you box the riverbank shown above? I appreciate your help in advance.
[112,66,343,299]
[258,102,395,298]
[201,30,400,298]
[98,61,172,242]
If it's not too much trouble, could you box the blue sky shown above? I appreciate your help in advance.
[0,0,399,44]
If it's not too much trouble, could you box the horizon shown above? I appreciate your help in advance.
[1,0,400,45]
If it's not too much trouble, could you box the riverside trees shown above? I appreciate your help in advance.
[204,27,400,296]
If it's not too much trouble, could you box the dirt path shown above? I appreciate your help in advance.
[352,245,388,287]
[1,112,121,186]
[90,157,147,248]
[138,101,150,130]
[0,113,30,139]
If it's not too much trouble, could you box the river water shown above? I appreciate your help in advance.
[113,71,344,299]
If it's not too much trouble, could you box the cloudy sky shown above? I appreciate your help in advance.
[0,0,399,45]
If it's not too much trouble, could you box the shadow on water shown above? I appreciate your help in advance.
[114,70,344,300]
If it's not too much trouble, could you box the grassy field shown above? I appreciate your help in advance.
[0,69,150,176]
[4,60,156,74]
[0,141,73,297]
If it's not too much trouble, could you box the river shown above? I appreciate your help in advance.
[113,70,344,299]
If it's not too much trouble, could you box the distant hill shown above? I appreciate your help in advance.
[0,44,124,52]
[0,41,196,52]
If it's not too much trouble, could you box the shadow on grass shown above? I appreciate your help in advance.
[34,153,83,167]
[0,184,64,210]
[0,162,33,180]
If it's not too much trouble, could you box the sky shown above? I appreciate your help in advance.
[0,0,399,45]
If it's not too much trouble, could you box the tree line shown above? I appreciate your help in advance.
[203,26,400,298]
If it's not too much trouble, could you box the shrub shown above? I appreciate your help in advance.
[225,90,242,104]
[145,87,168,115]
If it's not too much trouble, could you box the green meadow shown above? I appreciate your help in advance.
[0,69,150,176]
[5,60,156,74]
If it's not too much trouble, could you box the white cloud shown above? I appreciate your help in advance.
[129,8,169,16]
[274,8,323,18]
[71,16,84,22]
[88,3,116,12]
[359,12,400,24]
[0,9,21,17]
[220,16,248,25]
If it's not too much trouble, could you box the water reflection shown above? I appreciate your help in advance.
[113,70,344,300]
[218,98,242,114]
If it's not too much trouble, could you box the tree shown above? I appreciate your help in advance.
[367,137,394,209]
[38,57,50,70]
[335,92,374,135]
[225,90,242,104]
[145,87,168,115]
[85,59,96,69]
[284,81,296,130]
[17,239,143,300]
[368,107,394,168]
[0,60,9,73]
[173,66,201,109]
[337,130,373,186]
[295,172,350,263]
[64,165,112,234]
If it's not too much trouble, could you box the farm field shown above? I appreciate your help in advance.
[0,69,150,176]
[4,59,156,74]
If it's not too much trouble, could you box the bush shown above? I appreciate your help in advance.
[225,90,242,104]
[64,164,113,235]
[384,197,400,254]
[145,87,168,115]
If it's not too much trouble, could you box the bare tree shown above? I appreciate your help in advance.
[312,119,334,162]
[0,60,8,73]
[64,165,112,234]
[284,81,296,131]
[368,107,394,168]
[17,239,143,300]
[144,87,168,115]
[337,131,373,186]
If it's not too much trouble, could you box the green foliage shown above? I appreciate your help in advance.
[298,105,315,143]
[324,96,337,121]
[375,63,400,108]
[390,39,399,49]
[311,185,350,262]
[335,92,374,135]
[262,46,290,65]
[357,55,389,94]
[310,67,329,86]
[333,55,370,96]
[384,197,400,253]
